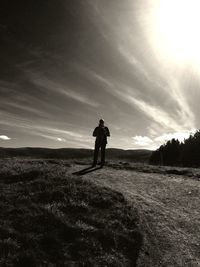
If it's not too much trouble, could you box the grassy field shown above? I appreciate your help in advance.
[0,158,200,266]
[0,158,142,267]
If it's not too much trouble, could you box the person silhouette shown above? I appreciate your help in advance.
[92,119,110,167]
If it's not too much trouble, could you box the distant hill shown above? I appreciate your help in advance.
[0,147,152,162]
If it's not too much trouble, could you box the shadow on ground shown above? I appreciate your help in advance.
[72,166,102,176]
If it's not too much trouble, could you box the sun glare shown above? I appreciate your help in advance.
[151,0,200,65]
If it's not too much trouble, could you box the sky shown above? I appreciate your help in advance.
[0,0,200,149]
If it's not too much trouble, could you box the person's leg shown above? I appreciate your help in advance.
[93,143,99,166]
[100,144,106,166]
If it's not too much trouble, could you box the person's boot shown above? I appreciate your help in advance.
[92,162,97,167]
[100,161,105,168]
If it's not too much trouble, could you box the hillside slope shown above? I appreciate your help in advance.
[0,158,199,266]
[72,161,200,267]
[0,158,142,267]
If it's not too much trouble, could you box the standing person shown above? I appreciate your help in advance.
[92,119,110,167]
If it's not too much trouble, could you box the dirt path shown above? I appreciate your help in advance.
[71,164,200,267]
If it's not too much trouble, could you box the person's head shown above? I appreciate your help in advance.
[99,119,104,127]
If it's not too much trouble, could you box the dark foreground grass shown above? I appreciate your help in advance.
[0,159,142,266]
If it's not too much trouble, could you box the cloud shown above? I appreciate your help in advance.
[56,137,66,142]
[3,101,49,118]
[132,135,153,146]
[59,88,99,108]
[38,134,66,142]
[0,117,94,147]
[164,77,195,129]
[154,130,196,143]
[112,89,182,131]
[118,45,152,82]
[0,135,11,140]
[28,72,100,108]
[132,130,197,149]
[132,97,181,130]
[37,126,84,138]
[0,114,83,139]
[87,70,195,135]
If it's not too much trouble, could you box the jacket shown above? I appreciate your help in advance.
[93,126,110,145]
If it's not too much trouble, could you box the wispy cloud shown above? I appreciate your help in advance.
[118,45,152,82]
[0,119,84,140]
[3,101,49,118]
[116,48,195,132]
[129,97,182,131]
[132,135,153,146]
[164,77,195,129]
[86,69,196,135]
[28,72,99,108]
[38,134,66,142]
[0,135,11,140]
[99,81,183,132]
[59,88,99,108]
[0,117,93,147]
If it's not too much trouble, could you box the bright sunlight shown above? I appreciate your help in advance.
[151,0,200,64]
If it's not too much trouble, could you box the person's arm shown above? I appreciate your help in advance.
[93,127,98,137]
[105,127,110,137]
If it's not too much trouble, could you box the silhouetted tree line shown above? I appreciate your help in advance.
[150,130,200,167]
